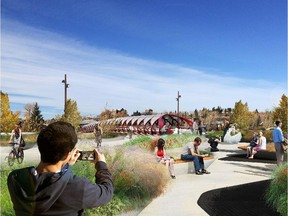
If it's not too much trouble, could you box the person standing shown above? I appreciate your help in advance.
[272,120,285,166]
[192,119,199,134]
[93,123,103,147]
[7,121,113,215]
[181,137,210,175]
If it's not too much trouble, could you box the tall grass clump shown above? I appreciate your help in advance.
[265,163,288,216]
[72,146,170,215]
[107,146,170,208]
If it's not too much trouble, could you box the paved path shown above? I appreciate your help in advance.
[138,142,276,216]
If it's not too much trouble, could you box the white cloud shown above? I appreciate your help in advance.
[1,19,285,118]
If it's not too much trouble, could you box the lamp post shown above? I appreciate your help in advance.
[62,74,69,112]
[176,91,181,134]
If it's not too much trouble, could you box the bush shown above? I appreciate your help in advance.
[240,129,272,142]
[107,147,169,200]
[265,163,288,216]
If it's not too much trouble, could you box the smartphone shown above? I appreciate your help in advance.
[78,151,95,161]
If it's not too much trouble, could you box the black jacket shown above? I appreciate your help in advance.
[7,162,113,216]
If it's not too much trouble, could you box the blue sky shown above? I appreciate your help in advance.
[1,0,287,119]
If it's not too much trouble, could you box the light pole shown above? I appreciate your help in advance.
[176,91,181,134]
[62,74,69,112]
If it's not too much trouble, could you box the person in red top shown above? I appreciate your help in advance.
[155,138,176,179]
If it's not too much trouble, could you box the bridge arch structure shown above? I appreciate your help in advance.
[80,114,192,135]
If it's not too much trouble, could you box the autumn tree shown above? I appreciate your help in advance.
[61,99,82,130]
[31,103,44,131]
[272,94,288,133]
[0,91,20,132]
[230,100,253,130]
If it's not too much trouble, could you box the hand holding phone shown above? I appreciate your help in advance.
[94,148,106,163]
[78,151,95,161]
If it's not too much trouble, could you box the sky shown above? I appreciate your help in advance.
[1,0,287,119]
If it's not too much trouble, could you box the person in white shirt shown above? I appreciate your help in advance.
[249,131,266,159]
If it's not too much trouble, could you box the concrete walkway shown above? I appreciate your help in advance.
[138,142,276,216]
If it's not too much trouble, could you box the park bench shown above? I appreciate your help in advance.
[174,157,213,174]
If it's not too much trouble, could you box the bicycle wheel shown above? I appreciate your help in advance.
[17,149,24,164]
[8,151,15,166]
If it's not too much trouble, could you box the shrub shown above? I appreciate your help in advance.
[125,134,196,152]
[240,129,272,142]
[123,136,153,148]
[107,146,169,201]
[265,163,288,216]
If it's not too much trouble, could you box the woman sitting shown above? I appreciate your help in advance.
[249,131,267,159]
[246,132,258,157]
[155,138,176,179]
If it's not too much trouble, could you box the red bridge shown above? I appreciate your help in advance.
[80,114,192,135]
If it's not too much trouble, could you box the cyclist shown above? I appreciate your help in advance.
[9,123,22,155]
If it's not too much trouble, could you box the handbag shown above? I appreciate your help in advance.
[281,140,288,152]
[20,138,26,147]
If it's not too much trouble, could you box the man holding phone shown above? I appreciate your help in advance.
[181,137,211,175]
[7,121,113,216]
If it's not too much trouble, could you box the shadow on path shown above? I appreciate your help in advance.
[197,180,280,216]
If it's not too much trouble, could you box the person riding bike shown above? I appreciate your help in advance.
[9,123,23,155]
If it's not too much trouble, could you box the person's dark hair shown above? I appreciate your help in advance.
[37,121,78,164]
[194,137,202,143]
[275,120,281,126]
[157,138,165,150]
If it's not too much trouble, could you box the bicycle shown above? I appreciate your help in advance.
[7,142,24,166]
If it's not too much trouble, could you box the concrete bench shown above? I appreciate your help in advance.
[238,145,276,160]
[174,157,213,174]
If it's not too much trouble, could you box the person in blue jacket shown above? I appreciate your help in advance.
[272,120,285,166]
[7,121,113,216]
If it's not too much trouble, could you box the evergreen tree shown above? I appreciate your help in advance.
[31,103,44,131]
[0,91,20,132]
[62,99,82,130]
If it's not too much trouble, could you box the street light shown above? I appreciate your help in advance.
[176,91,181,134]
[62,74,69,112]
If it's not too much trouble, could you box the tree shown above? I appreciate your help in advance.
[23,103,34,132]
[0,91,20,132]
[132,110,141,116]
[272,94,288,133]
[230,100,253,130]
[31,103,44,131]
[61,99,82,130]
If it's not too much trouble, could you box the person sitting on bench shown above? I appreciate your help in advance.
[180,137,210,175]
[249,131,266,159]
